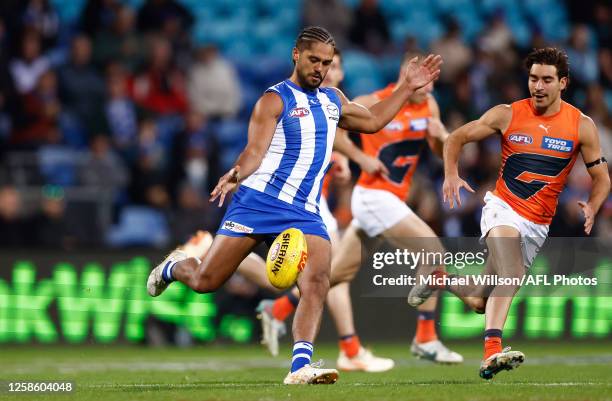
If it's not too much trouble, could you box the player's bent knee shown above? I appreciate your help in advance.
[191,274,222,294]
[468,297,487,314]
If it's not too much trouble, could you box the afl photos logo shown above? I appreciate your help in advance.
[289,107,310,118]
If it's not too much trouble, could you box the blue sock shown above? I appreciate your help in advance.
[161,260,178,283]
[291,341,313,373]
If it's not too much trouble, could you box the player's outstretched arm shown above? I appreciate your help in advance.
[210,93,282,206]
[336,55,442,133]
[577,115,610,235]
[443,104,511,208]
[426,95,449,158]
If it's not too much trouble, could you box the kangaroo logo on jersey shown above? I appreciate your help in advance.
[508,133,533,145]
[409,118,428,131]
[542,136,573,153]
[326,104,339,118]
[289,107,310,118]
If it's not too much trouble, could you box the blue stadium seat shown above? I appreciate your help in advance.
[342,51,384,97]
[38,146,78,186]
[106,206,170,248]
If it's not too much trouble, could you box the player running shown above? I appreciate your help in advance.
[147,26,442,384]
[416,47,610,379]
[258,52,463,370]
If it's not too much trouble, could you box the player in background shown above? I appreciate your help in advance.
[258,52,464,369]
[147,26,442,384]
[416,47,609,379]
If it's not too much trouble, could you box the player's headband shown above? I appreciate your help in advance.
[585,157,607,168]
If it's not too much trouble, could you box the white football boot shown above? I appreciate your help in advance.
[283,361,339,384]
[256,299,287,356]
[411,339,464,364]
[479,347,524,380]
[147,250,189,297]
[336,347,395,372]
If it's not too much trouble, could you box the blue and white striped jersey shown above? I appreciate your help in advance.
[241,79,342,214]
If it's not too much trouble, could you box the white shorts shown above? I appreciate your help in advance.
[480,191,549,268]
[319,196,338,233]
[350,186,414,237]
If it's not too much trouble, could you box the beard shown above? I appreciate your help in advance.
[297,70,324,90]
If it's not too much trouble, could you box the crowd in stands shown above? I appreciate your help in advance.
[0,0,610,249]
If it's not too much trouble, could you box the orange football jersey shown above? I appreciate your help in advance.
[495,99,582,225]
[356,84,431,200]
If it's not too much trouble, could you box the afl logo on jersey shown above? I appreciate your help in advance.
[508,133,533,145]
[289,107,310,118]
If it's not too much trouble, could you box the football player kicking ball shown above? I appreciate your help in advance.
[417,47,609,379]
[259,52,463,370]
[147,26,442,384]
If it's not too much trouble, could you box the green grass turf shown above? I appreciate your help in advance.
[1,341,610,401]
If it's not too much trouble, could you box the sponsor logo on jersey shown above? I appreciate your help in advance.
[222,220,254,234]
[384,121,404,131]
[409,118,428,131]
[508,133,533,145]
[542,136,573,153]
[326,104,339,121]
[289,107,310,118]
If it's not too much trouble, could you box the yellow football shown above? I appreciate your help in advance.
[266,228,308,289]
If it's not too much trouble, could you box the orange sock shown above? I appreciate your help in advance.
[339,334,361,358]
[272,295,296,321]
[415,311,437,343]
[483,329,503,360]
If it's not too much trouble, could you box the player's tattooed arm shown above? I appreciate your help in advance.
[335,55,442,133]
[577,114,611,235]
[426,95,448,158]
[210,92,282,206]
[442,104,512,208]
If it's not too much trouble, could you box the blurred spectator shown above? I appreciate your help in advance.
[129,119,170,208]
[302,0,352,49]
[20,0,59,50]
[0,19,17,145]
[80,0,120,38]
[431,19,472,85]
[566,24,599,87]
[592,2,611,47]
[11,69,60,145]
[58,35,106,136]
[169,184,215,243]
[79,134,129,192]
[0,186,30,247]
[597,48,612,89]
[187,45,241,120]
[105,68,138,154]
[478,13,514,64]
[30,187,80,248]
[137,0,193,35]
[349,0,391,54]
[93,5,143,72]
[9,30,49,94]
[130,37,188,115]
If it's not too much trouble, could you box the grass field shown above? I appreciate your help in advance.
[1,341,611,401]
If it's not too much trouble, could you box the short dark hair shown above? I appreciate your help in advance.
[524,47,570,81]
[295,26,335,51]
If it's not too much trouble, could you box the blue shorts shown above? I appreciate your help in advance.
[216,186,330,242]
